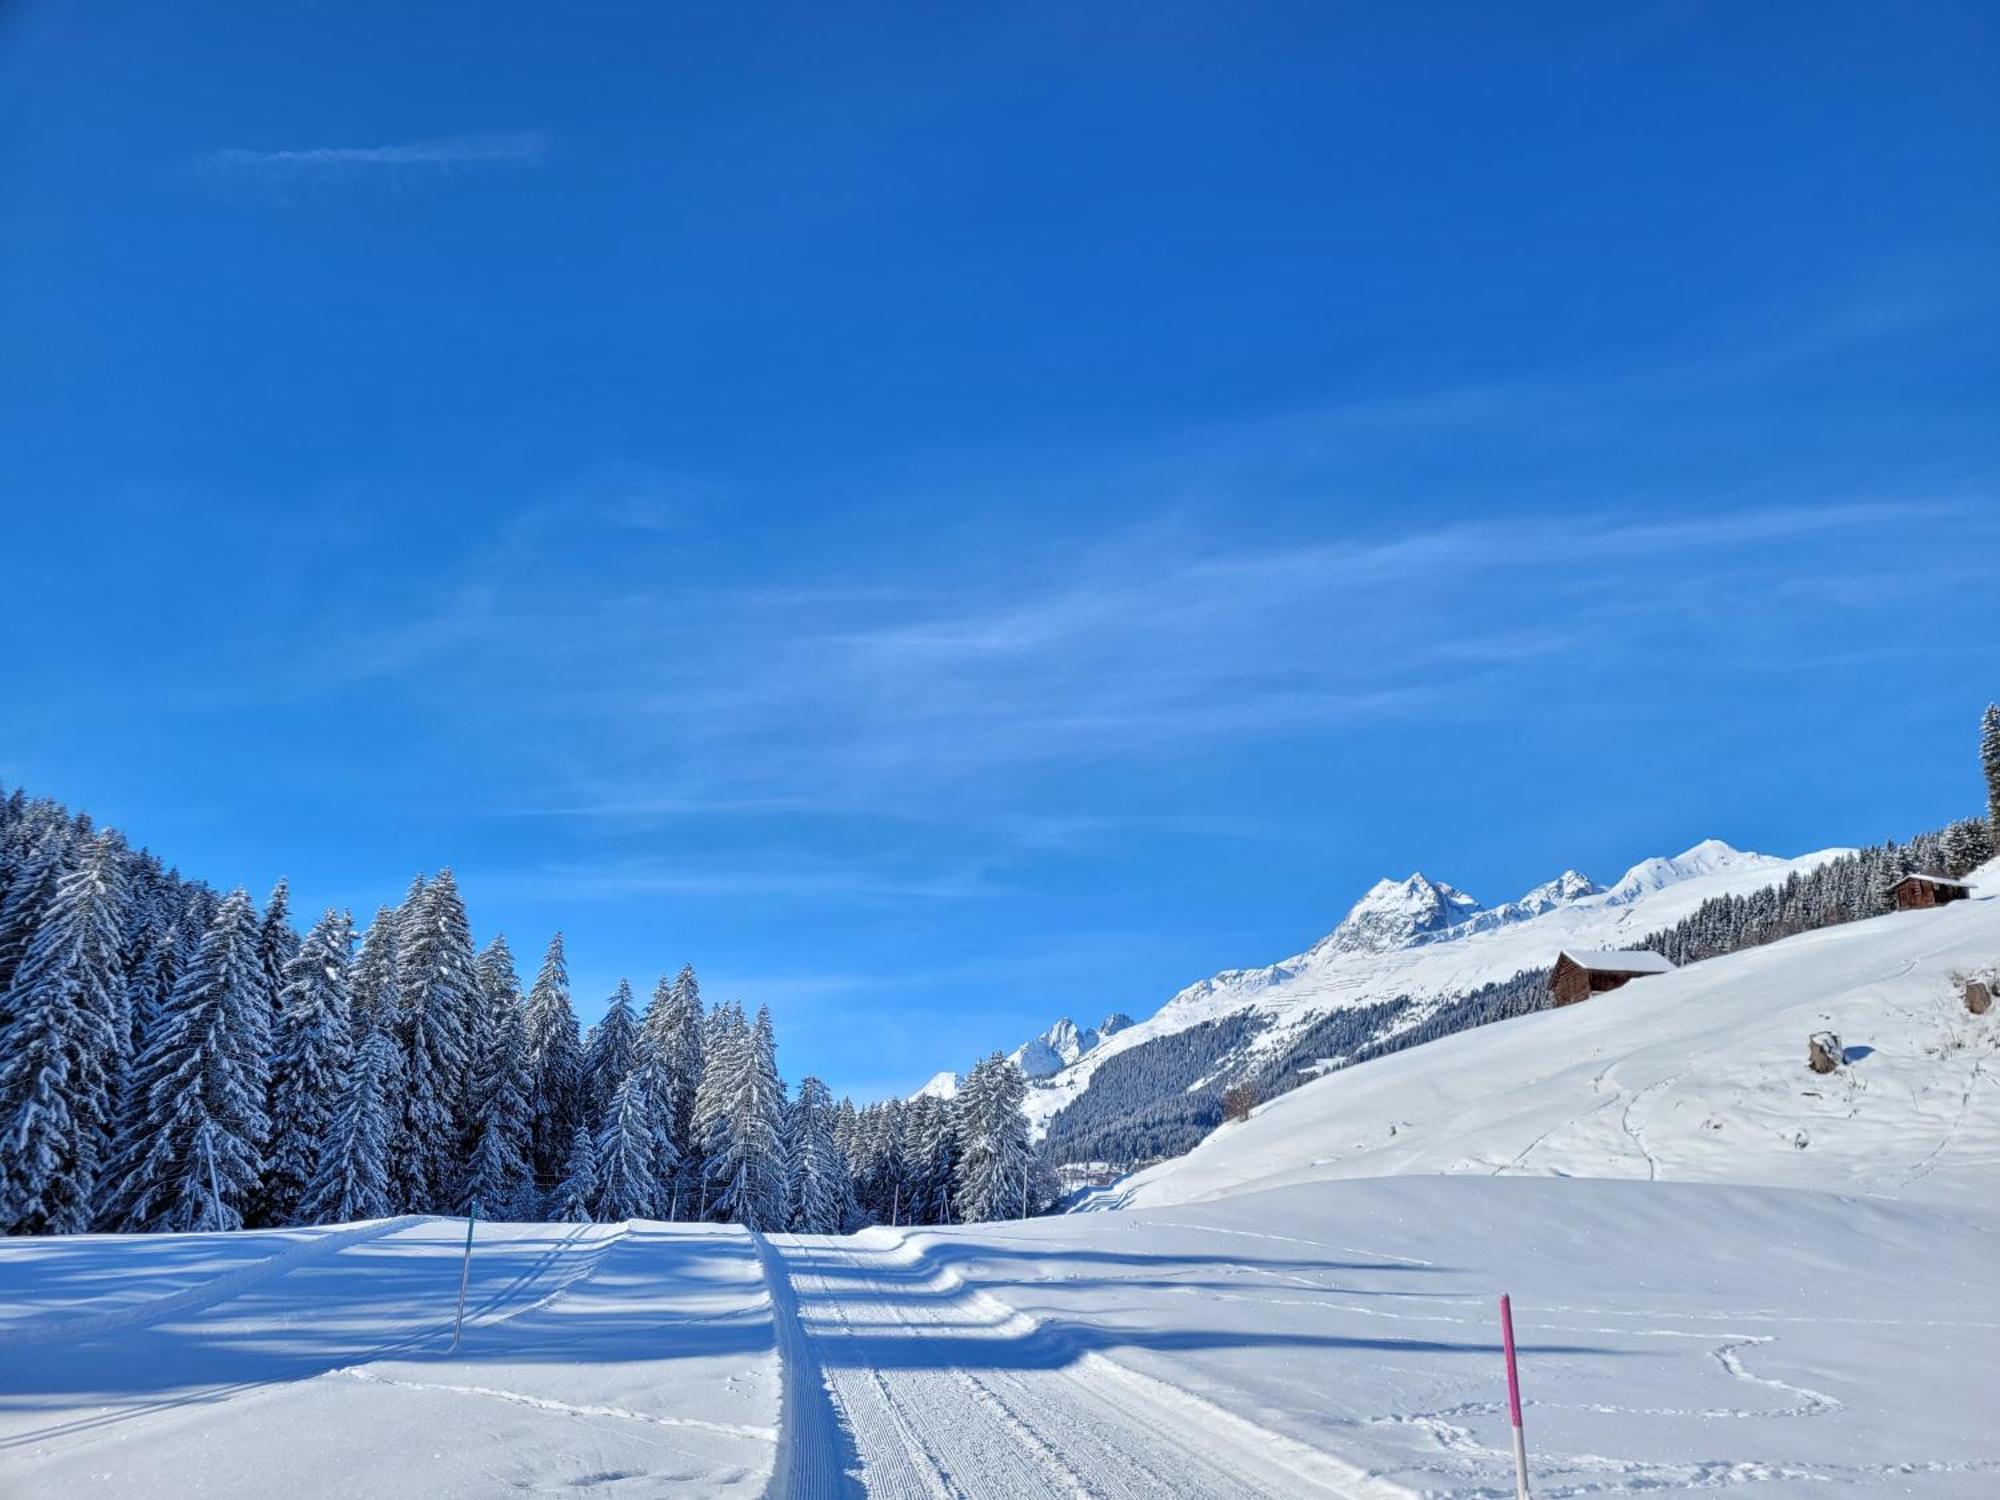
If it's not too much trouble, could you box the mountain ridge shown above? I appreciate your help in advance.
[1016,838,1849,1145]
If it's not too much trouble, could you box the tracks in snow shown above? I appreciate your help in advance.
[751,1227,865,1499]
[762,1232,1410,1500]
[0,1214,426,1348]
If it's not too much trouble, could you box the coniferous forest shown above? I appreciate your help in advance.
[0,784,1049,1237]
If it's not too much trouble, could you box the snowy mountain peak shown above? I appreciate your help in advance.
[1009,1014,1127,1080]
[911,1069,960,1101]
[1604,839,1769,905]
[1522,869,1599,906]
[1328,872,1482,953]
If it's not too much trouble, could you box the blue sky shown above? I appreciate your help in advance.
[3,3,1996,1100]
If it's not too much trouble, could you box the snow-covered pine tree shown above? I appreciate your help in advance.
[708,1005,786,1228]
[105,889,271,1233]
[592,1067,663,1221]
[1983,703,2000,835]
[905,1094,958,1226]
[952,1053,1033,1224]
[1942,817,1995,878]
[119,901,174,1058]
[1870,842,1909,914]
[259,909,356,1226]
[872,1100,910,1224]
[523,933,584,1192]
[783,1076,850,1234]
[637,967,704,1216]
[548,1123,598,1222]
[691,1001,744,1219]
[112,859,168,1057]
[395,869,479,1211]
[458,935,536,1218]
[112,908,172,1145]
[0,831,130,1234]
[349,905,402,1037]
[392,872,427,997]
[255,878,299,1035]
[582,978,639,1126]
[298,1011,402,1225]
[0,813,75,1007]
[832,1095,859,1161]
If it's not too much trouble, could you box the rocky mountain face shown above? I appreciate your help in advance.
[1322,873,1483,954]
[1009,1013,1134,1080]
[911,1013,1138,1100]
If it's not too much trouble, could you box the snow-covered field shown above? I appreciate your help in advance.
[795,1178,2000,1496]
[4,868,1996,1497]
[5,1180,1995,1497]
[0,1218,780,1497]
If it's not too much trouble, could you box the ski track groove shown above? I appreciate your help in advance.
[751,1227,865,1500]
[787,1236,967,1499]
[778,1235,1411,1500]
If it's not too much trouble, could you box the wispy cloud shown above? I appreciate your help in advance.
[201,130,550,178]
[251,489,1994,851]
[493,855,1003,905]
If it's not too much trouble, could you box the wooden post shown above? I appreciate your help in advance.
[451,1200,479,1351]
[1500,1293,1529,1499]
[202,1134,223,1231]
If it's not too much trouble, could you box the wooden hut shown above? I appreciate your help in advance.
[1550,949,1676,1007]
[1889,873,1974,911]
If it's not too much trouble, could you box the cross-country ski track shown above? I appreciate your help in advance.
[3,1182,1997,1497]
[759,1229,1407,1500]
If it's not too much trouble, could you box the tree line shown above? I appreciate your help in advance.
[1635,816,1993,969]
[0,784,1045,1237]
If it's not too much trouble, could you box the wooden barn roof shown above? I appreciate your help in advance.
[1556,948,1677,976]
[1890,872,1974,890]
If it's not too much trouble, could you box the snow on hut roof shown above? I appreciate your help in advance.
[1558,948,1677,975]
[1889,872,1975,889]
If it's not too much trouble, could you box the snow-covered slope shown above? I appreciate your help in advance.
[1025,837,1846,1136]
[1113,860,2000,1209]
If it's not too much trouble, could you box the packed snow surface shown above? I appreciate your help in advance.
[5,1181,1994,1496]
[0,1219,780,1498]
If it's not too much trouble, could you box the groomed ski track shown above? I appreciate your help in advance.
[759,1229,1409,1500]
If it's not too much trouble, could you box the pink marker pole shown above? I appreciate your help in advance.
[1500,1294,1529,1499]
